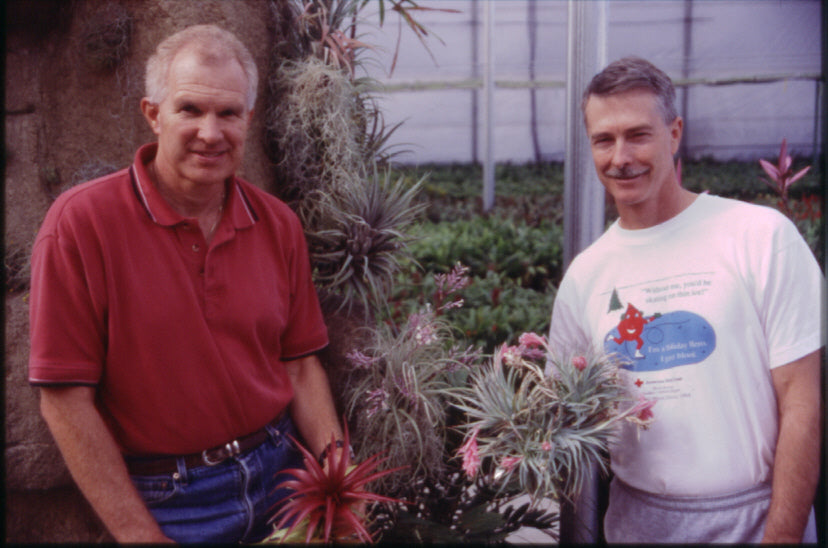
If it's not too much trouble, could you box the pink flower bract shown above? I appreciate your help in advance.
[457,428,481,478]
[624,396,657,428]
[518,332,547,348]
[500,455,522,471]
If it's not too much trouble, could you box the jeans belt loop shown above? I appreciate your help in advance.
[174,457,188,483]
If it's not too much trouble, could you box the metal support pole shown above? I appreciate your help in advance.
[561,0,608,542]
[679,0,694,159]
[482,0,495,212]
[471,0,480,164]
[563,0,607,268]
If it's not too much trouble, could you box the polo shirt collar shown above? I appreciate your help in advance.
[131,143,258,231]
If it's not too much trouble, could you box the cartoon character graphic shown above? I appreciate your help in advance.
[607,303,659,358]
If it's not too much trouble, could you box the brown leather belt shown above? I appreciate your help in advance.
[125,421,277,476]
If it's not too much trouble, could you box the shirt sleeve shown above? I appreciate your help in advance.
[547,270,593,369]
[28,210,107,385]
[280,215,329,360]
[757,215,824,369]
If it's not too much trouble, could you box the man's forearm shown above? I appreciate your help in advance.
[763,406,821,542]
[763,352,822,543]
[285,355,344,461]
[40,386,171,543]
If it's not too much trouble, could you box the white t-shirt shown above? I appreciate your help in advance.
[548,193,823,496]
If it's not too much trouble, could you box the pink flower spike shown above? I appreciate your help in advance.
[541,441,552,451]
[500,455,522,471]
[624,395,657,428]
[519,332,547,348]
[458,428,481,478]
[346,349,376,370]
[572,356,588,371]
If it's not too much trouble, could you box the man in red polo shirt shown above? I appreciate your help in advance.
[29,25,345,543]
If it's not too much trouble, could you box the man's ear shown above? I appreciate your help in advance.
[670,116,683,155]
[140,98,161,135]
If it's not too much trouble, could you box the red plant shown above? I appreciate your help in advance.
[268,424,405,544]
[759,138,812,218]
[302,1,375,76]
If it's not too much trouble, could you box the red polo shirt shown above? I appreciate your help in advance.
[29,144,329,456]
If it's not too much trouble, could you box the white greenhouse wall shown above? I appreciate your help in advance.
[356,0,822,165]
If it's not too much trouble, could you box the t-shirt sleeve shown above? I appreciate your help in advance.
[547,270,593,368]
[28,215,106,385]
[758,217,824,369]
[280,218,329,360]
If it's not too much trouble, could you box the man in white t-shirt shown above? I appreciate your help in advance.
[548,56,822,543]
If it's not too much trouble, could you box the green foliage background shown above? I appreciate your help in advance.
[388,159,823,353]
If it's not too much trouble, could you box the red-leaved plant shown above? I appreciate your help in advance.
[759,138,811,218]
[264,423,405,544]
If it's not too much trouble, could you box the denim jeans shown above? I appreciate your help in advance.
[129,414,305,543]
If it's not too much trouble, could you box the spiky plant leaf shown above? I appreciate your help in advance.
[265,423,405,544]
[306,168,426,313]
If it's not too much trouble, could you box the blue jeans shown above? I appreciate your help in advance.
[129,415,305,543]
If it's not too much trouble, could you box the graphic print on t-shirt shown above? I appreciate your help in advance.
[603,285,716,372]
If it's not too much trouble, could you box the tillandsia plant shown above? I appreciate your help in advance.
[759,138,812,219]
[342,263,479,500]
[293,0,461,77]
[266,56,371,210]
[454,333,656,506]
[266,0,459,312]
[264,424,405,544]
[307,168,427,312]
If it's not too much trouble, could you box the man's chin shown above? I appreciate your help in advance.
[184,166,235,187]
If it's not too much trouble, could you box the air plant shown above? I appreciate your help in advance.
[307,168,426,312]
[454,333,655,506]
[293,0,461,77]
[266,57,368,207]
[341,265,477,499]
[300,0,375,76]
[264,424,405,544]
[759,138,812,218]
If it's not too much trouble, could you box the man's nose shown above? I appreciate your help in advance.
[197,114,222,142]
[611,140,632,167]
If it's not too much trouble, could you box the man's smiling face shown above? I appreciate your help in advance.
[144,48,252,191]
[584,89,682,224]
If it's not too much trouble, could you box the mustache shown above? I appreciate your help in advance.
[605,166,649,179]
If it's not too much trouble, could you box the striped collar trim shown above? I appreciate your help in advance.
[130,143,258,229]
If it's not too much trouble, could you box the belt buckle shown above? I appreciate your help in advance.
[201,439,242,466]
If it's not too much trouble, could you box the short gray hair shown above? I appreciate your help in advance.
[582,56,677,125]
[145,24,258,110]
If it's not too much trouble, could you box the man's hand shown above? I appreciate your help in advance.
[40,386,172,543]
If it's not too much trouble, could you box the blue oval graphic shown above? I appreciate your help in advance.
[604,309,716,372]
